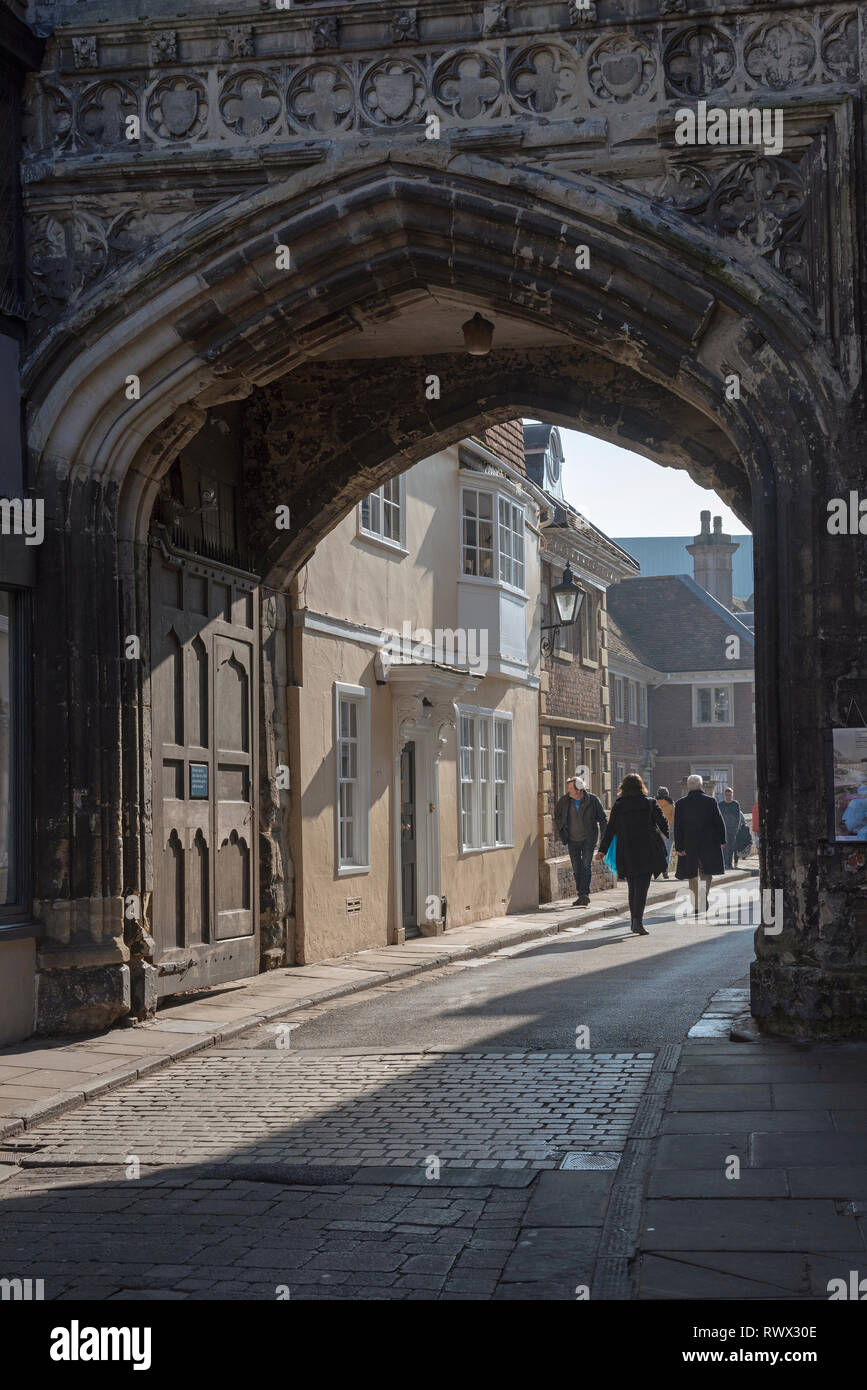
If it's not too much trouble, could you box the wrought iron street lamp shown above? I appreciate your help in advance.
[540,561,584,654]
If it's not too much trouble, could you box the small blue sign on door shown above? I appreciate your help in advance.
[190,763,209,799]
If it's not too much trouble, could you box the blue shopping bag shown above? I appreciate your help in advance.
[603,834,617,876]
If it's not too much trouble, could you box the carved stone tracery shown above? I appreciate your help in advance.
[19,9,859,344]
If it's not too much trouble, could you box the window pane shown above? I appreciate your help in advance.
[499,519,511,583]
[459,715,476,849]
[479,493,492,519]
[479,719,490,845]
[0,593,13,904]
[338,696,363,866]
[494,720,509,843]
[698,688,711,723]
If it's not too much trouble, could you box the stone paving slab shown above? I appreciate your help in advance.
[668,1083,773,1110]
[752,1132,867,1167]
[661,1109,834,1134]
[634,1032,867,1299]
[500,1227,599,1286]
[522,1170,615,1226]
[647,1168,789,1198]
[643,1198,866,1252]
[638,1251,867,1300]
[656,1133,750,1168]
[786,1166,867,1198]
[773,1084,867,1109]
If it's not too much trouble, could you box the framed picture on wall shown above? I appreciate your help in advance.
[832,727,867,842]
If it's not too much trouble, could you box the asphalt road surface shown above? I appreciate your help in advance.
[280,888,758,1054]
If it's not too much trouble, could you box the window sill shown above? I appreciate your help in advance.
[580,657,599,670]
[354,532,408,557]
[337,864,370,878]
[460,842,515,855]
[458,574,529,602]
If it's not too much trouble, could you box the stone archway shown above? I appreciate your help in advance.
[23,147,865,1038]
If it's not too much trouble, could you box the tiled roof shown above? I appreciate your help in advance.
[483,421,526,475]
[607,612,658,670]
[607,575,755,671]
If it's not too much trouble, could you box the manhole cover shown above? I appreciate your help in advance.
[559,1151,621,1170]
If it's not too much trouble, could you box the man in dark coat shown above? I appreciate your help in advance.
[554,776,608,907]
[718,786,742,868]
[674,775,727,916]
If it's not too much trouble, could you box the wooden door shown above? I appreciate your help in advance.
[150,550,258,995]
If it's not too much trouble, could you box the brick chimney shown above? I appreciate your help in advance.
[686,510,739,610]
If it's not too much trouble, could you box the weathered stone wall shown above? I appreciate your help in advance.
[13,0,867,1036]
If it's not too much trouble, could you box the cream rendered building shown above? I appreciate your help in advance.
[288,429,544,963]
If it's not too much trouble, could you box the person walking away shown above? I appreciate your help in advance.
[554,775,608,907]
[596,774,669,935]
[655,786,675,878]
[675,774,727,916]
[718,786,741,869]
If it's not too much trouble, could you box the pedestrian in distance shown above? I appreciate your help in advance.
[675,774,727,917]
[554,775,608,907]
[655,786,675,878]
[596,773,669,935]
[718,786,742,869]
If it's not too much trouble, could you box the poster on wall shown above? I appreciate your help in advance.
[832,728,867,842]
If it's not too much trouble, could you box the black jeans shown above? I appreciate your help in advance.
[627,874,651,925]
[567,839,594,898]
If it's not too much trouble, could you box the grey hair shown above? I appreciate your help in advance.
[687,774,703,791]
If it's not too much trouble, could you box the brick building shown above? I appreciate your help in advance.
[609,514,757,807]
[524,424,639,902]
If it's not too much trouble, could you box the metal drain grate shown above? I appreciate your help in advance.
[559,1151,621,1170]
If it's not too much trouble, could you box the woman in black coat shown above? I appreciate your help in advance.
[673,776,727,916]
[596,774,669,935]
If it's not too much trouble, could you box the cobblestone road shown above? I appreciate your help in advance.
[15,1050,653,1169]
[0,1049,654,1299]
[0,1163,583,1301]
[0,897,754,1299]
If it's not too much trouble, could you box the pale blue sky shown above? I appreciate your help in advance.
[559,429,750,538]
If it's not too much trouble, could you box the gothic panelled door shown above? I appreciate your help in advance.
[150,552,259,995]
